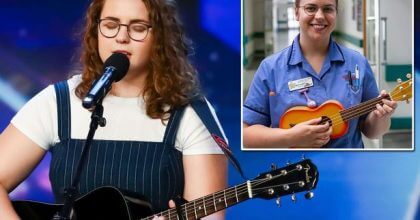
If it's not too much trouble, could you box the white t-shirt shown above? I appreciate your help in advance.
[11,75,225,155]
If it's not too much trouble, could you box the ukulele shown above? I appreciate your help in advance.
[280,77,412,139]
[13,159,318,220]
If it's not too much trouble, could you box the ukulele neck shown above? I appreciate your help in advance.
[339,94,390,122]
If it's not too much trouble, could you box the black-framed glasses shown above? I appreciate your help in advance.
[98,18,152,42]
[298,4,337,16]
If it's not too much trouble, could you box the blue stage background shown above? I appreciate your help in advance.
[0,1,418,219]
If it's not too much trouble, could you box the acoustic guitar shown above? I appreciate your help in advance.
[280,77,412,139]
[13,159,318,220]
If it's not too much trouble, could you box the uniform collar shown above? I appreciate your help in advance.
[288,34,345,66]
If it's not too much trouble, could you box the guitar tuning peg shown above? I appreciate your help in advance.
[397,78,402,83]
[271,163,277,170]
[406,73,412,79]
[305,191,314,200]
[291,193,297,203]
[276,197,281,207]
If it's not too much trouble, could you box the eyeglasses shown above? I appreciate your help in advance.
[298,4,337,16]
[98,19,152,42]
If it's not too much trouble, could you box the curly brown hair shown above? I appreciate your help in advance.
[75,0,200,120]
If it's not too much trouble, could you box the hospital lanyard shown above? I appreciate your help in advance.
[299,88,317,108]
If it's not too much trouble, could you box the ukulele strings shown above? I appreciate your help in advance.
[316,88,407,128]
[334,88,406,124]
[339,81,411,122]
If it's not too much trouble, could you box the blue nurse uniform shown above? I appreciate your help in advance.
[244,34,379,148]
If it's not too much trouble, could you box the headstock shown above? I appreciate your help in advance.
[391,74,412,103]
[250,159,318,204]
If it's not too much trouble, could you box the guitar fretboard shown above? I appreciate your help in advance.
[141,183,249,220]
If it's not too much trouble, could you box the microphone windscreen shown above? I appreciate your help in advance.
[103,53,130,82]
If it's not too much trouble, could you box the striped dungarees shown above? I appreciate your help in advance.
[49,81,185,213]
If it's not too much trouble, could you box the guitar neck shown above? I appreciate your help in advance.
[142,182,250,220]
[339,95,389,122]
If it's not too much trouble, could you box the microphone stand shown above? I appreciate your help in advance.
[54,98,107,220]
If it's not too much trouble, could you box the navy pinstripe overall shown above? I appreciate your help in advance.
[49,81,185,213]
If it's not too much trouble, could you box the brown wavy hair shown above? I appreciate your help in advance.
[76,0,200,120]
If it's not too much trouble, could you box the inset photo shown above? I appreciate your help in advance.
[242,0,413,150]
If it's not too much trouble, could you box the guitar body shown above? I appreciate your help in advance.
[279,100,348,139]
[12,159,320,220]
[13,186,153,220]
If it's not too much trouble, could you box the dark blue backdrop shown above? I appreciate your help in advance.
[0,1,418,220]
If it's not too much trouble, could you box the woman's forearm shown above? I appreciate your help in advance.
[362,112,391,139]
[243,124,293,148]
[0,184,19,220]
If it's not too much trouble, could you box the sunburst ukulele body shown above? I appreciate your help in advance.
[279,78,412,140]
[280,100,347,139]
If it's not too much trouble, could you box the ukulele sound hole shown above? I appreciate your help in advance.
[288,116,332,128]
[320,116,332,126]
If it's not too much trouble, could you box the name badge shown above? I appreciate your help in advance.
[288,77,314,91]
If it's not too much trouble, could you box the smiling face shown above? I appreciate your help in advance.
[295,0,337,43]
[98,0,154,75]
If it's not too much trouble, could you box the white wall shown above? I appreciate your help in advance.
[379,0,412,119]
[381,0,412,64]
[244,0,266,63]
[334,0,364,53]
[244,0,254,62]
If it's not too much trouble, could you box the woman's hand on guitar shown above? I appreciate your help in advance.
[152,200,176,220]
[373,90,398,118]
[289,117,332,148]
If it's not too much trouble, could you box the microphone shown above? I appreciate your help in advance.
[82,53,129,109]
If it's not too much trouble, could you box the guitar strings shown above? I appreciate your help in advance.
[144,168,302,220]
[171,168,301,219]
[251,181,303,192]
[143,184,250,220]
[142,183,250,220]
[161,178,278,219]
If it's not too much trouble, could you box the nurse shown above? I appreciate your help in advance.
[243,0,397,148]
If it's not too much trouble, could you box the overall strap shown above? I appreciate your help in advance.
[163,106,187,146]
[190,96,247,180]
[54,81,71,141]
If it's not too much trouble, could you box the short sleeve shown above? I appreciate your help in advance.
[175,100,225,155]
[358,58,379,122]
[361,58,380,102]
[11,85,58,150]
[243,60,271,126]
